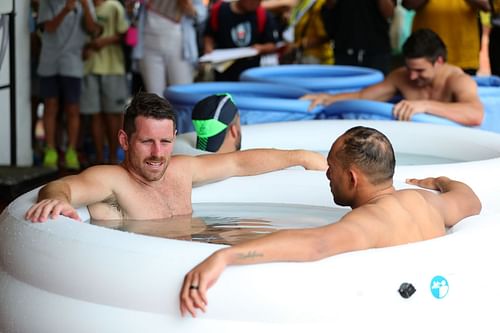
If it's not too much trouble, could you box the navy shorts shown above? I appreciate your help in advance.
[39,75,82,104]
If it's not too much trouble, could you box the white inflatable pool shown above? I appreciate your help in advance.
[1,120,500,332]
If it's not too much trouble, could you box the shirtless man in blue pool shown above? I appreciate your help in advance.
[302,29,484,126]
[25,92,327,222]
[180,126,481,317]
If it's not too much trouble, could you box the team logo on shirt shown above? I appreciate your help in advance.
[231,22,252,47]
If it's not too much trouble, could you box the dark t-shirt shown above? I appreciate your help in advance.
[205,2,278,81]
[322,0,391,54]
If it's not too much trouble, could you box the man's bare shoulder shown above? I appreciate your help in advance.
[341,189,443,246]
[170,154,198,170]
[444,67,477,88]
[68,164,135,192]
[383,67,412,93]
[80,164,130,179]
[387,67,409,84]
[345,189,434,222]
[170,152,224,169]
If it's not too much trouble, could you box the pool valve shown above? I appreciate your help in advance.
[398,282,416,299]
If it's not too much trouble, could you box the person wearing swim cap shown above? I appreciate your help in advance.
[192,93,242,153]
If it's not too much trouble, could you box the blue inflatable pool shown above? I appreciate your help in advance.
[239,65,384,93]
[322,100,459,125]
[474,75,500,97]
[322,99,500,133]
[164,82,320,133]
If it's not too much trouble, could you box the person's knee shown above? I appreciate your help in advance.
[65,103,80,117]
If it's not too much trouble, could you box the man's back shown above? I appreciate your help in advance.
[343,188,447,250]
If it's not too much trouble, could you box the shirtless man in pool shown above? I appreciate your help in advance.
[179,126,481,317]
[25,92,327,222]
[302,29,484,126]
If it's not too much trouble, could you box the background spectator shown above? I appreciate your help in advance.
[281,0,333,64]
[203,0,279,81]
[138,0,203,96]
[37,0,100,170]
[80,0,129,165]
[403,0,490,75]
[321,0,396,75]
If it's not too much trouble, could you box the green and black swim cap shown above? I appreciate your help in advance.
[192,93,238,152]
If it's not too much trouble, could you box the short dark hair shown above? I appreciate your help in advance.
[336,126,395,185]
[123,92,177,137]
[402,28,447,63]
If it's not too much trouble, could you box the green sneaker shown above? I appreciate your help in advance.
[65,148,80,170]
[43,147,58,169]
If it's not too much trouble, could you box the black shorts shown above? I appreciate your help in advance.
[39,75,82,104]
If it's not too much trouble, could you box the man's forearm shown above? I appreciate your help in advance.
[81,0,100,36]
[434,176,482,218]
[253,42,277,55]
[219,229,325,267]
[422,101,484,126]
[235,149,326,174]
[44,6,72,32]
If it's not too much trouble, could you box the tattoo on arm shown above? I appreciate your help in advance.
[236,250,263,260]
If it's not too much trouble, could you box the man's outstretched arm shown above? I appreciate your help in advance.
[189,149,328,185]
[406,176,482,227]
[301,76,399,111]
[179,220,371,317]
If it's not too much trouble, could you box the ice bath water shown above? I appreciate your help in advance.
[92,203,349,245]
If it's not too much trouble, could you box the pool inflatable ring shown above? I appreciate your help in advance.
[321,100,460,126]
[164,82,320,133]
[321,99,500,133]
[2,120,500,332]
[239,65,384,92]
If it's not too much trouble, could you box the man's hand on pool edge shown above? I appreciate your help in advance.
[25,199,81,223]
[180,250,228,318]
[406,176,450,192]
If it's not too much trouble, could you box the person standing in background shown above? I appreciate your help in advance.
[321,0,396,75]
[38,0,101,170]
[280,0,333,64]
[138,0,205,96]
[488,0,500,76]
[403,0,490,75]
[80,0,129,165]
[203,0,279,81]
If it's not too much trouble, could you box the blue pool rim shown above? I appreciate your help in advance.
[239,65,384,91]
[164,81,324,133]
[322,99,461,126]
[164,81,321,114]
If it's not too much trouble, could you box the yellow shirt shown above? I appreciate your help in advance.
[293,0,334,64]
[412,0,480,70]
[85,0,130,75]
